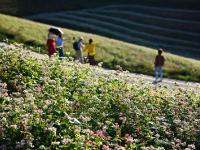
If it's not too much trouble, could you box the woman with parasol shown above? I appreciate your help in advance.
[47,27,63,58]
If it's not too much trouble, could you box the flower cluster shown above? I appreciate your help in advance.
[0,43,199,149]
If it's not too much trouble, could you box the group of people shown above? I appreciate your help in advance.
[73,37,97,65]
[46,27,165,82]
[47,28,97,65]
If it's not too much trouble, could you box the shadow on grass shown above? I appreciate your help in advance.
[0,32,15,40]
[0,32,46,54]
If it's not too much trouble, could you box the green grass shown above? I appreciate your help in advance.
[0,13,200,82]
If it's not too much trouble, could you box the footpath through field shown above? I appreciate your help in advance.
[0,42,199,90]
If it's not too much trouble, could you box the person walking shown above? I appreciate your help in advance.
[84,38,97,65]
[73,37,84,63]
[56,33,64,60]
[154,48,165,83]
[47,31,57,57]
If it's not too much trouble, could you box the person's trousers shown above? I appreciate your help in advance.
[88,55,95,65]
[57,47,64,59]
[154,66,163,81]
[75,50,83,63]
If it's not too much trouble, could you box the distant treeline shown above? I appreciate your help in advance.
[0,0,200,16]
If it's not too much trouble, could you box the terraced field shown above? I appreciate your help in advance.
[29,5,200,59]
[0,0,18,14]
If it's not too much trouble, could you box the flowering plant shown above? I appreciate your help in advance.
[0,43,199,149]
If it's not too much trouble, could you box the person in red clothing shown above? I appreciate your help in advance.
[154,48,165,82]
[47,32,57,57]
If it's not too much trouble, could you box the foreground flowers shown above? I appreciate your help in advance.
[0,43,200,149]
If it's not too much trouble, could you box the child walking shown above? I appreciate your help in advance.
[84,39,97,65]
[154,48,165,82]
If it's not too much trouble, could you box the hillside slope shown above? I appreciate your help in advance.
[0,43,200,149]
[29,5,200,59]
[1,42,199,89]
[0,13,200,82]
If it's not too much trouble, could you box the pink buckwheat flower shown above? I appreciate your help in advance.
[124,134,134,144]
[102,145,110,150]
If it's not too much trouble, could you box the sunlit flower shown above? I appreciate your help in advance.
[124,134,134,144]
[10,125,17,129]
[52,141,60,145]
[102,145,110,150]
[187,144,195,149]
[95,130,105,139]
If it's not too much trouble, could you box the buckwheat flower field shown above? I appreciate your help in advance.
[0,43,199,149]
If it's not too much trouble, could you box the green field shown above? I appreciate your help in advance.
[0,13,200,82]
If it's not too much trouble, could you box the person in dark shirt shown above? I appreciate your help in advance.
[73,37,84,63]
[154,48,165,82]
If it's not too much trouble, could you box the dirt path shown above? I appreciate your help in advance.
[99,69,200,90]
[0,42,199,90]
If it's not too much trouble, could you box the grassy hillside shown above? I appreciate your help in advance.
[0,13,200,82]
[30,5,200,59]
[0,43,200,149]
